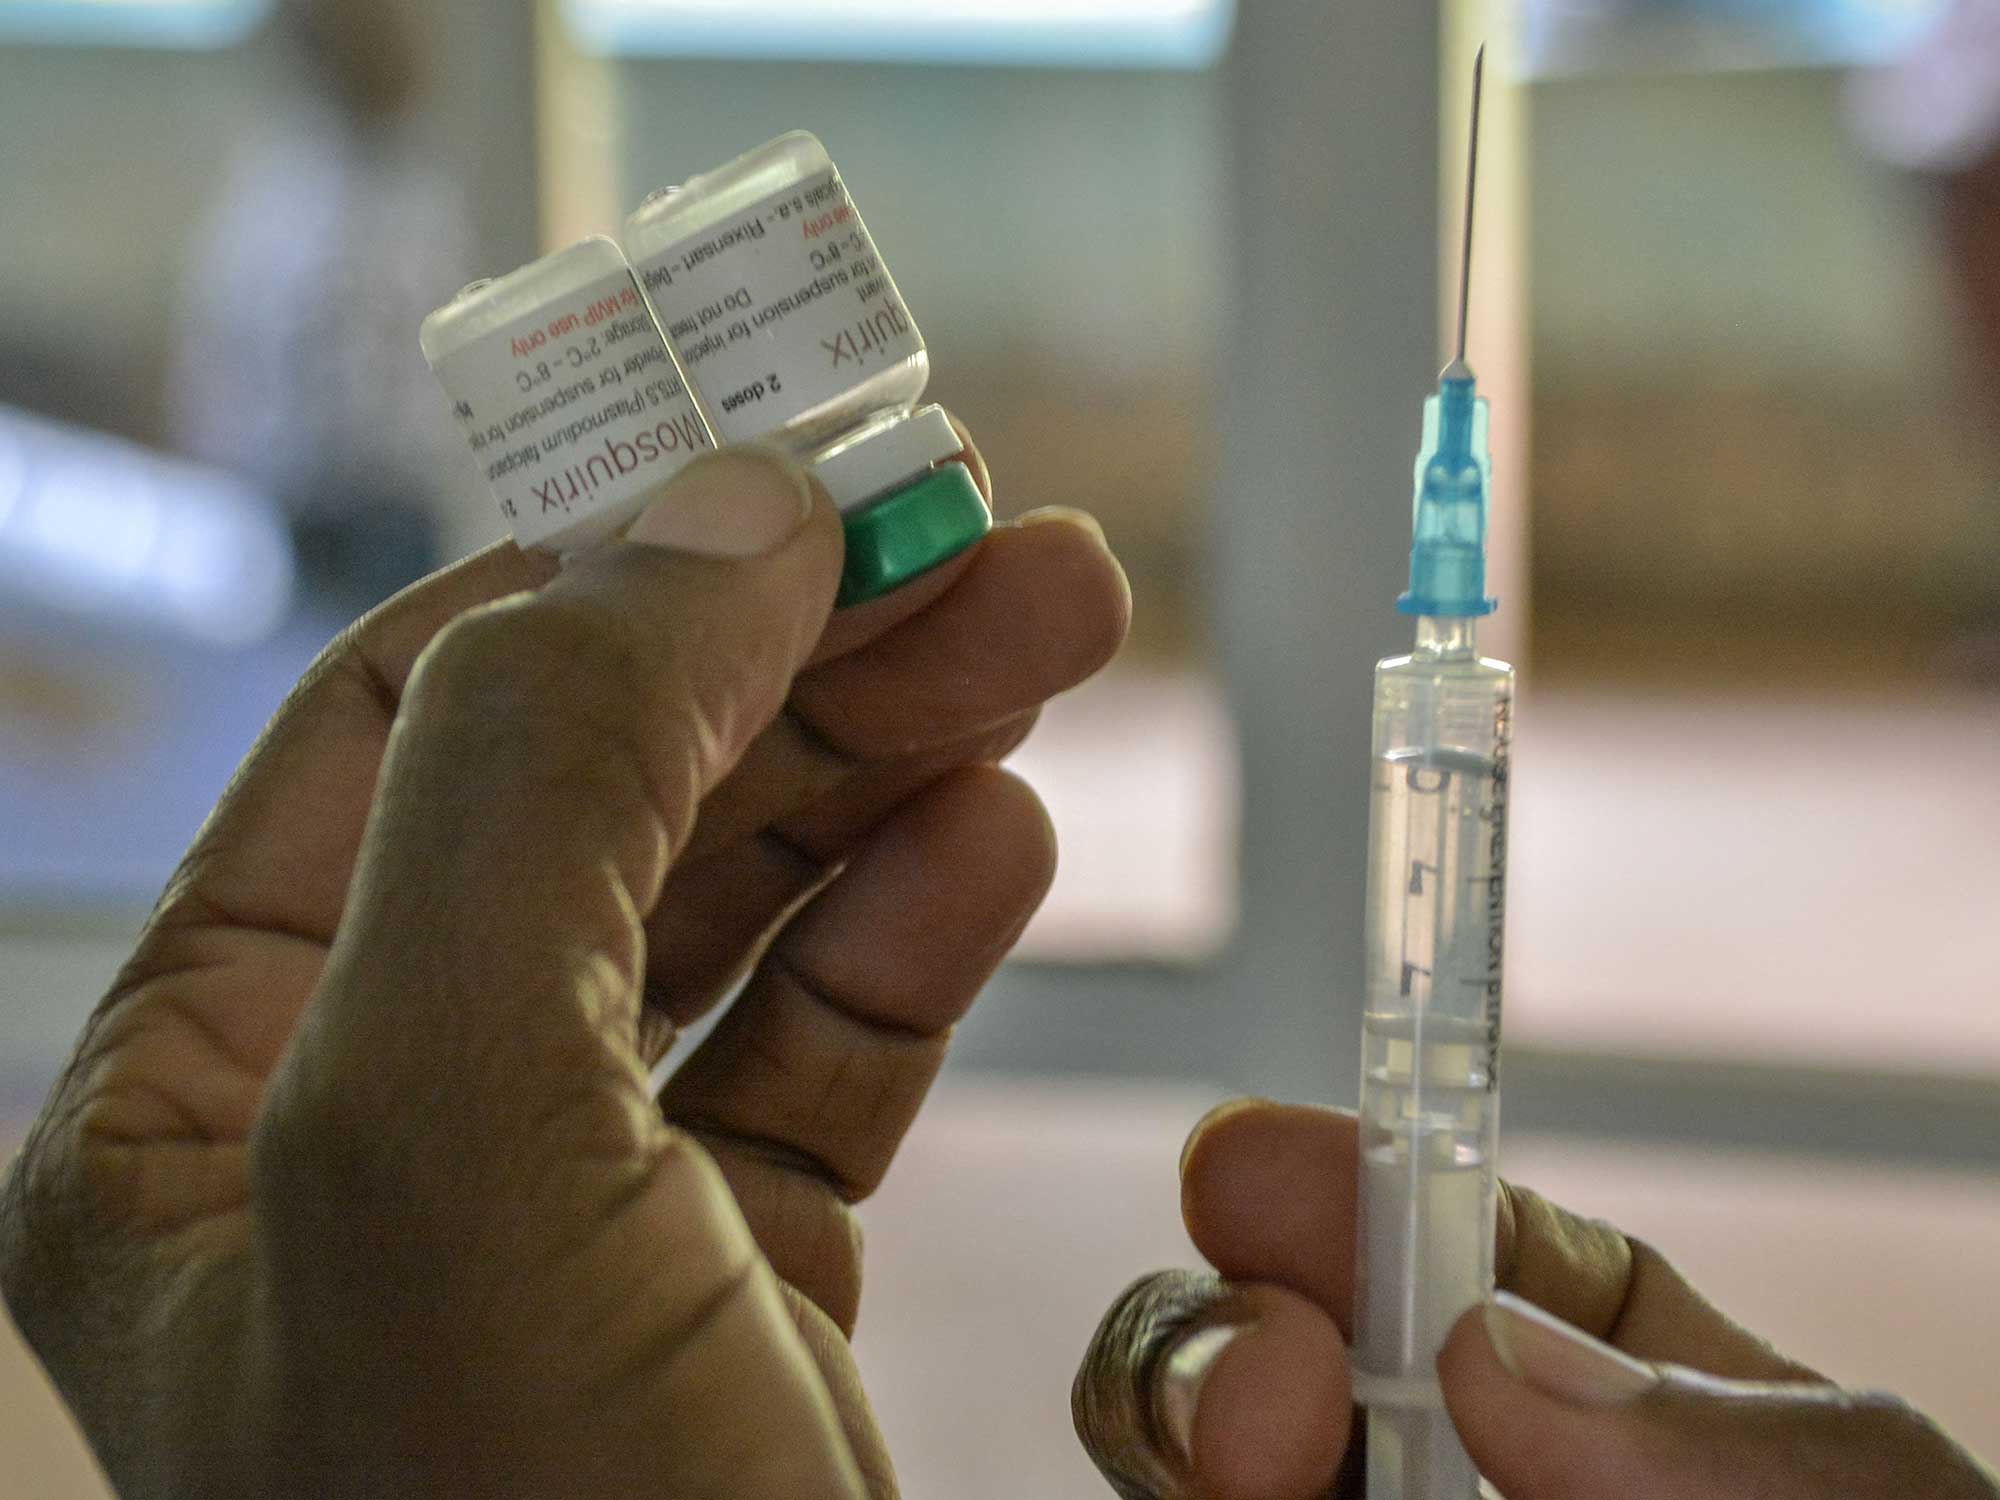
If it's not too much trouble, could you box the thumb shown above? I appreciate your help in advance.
[252,449,864,1495]
[1439,1293,1998,1499]
[293,445,840,1109]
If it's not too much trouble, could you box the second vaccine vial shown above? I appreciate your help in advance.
[626,131,988,605]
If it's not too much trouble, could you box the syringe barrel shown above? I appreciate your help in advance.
[1354,615,1512,1500]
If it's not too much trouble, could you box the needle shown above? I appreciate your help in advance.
[1454,44,1485,368]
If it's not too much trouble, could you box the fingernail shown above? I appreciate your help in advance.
[1483,1292,1660,1407]
[1179,1097,1271,1178]
[624,450,815,557]
[1015,505,1108,548]
[1154,1322,1247,1465]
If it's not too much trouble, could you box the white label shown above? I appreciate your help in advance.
[634,167,924,441]
[431,268,712,551]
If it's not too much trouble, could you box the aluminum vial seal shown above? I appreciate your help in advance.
[811,404,989,606]
[419,235,714,556]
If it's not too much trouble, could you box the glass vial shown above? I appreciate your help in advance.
[420,235,714,556]
[624,131,989,605]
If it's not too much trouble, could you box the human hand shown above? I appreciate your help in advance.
[1074,1102,1998,1499]
[1,437,1128,1498]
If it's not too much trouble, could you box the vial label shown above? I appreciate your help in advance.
[431,268,711,550]
[634,167,923,441]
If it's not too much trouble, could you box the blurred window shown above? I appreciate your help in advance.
[1523,0,1949,75]
[0,0,269,48]
[562,0,1234,68]
[1514,1,2000,1076]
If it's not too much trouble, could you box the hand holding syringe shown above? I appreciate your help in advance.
[1072,42,1995,1500]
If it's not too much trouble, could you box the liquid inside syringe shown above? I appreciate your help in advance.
[1354,664,1511,1495]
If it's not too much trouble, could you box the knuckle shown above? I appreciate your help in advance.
[697,1140,866,1334]
[247,1022,482,1256]
[1497,1180,1638,1337]
[412,599,524,699]
[405,598,678,823]
[416,595,643,734]
[248,1062,383,1227]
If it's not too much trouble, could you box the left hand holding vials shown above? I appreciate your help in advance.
[0,436,1130,1498]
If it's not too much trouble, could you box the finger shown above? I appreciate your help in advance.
[641,710,1038,1028]
[781,1282,900,1500]
[1439,1296,1997,1499]
[1180,1101,1811,1378]
[1073,1269,1354,1500]
[789,506,1126,761]
[676,508,1127,865]
[640,505,1123,1032]
[659,766,1057,1329]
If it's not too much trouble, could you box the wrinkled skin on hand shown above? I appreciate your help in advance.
[2,438,1131,1500]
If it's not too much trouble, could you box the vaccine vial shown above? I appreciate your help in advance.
[624,131,989,605]
[420,235,714,556]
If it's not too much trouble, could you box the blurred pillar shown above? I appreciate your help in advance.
[423,0,540,271]
[1215,0,1441,1101]
[536,0,627,249]
[409,0,538,562]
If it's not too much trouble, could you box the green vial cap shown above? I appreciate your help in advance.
[837,461,989,606]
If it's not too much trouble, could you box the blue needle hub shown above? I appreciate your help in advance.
[1397,358,1494,618]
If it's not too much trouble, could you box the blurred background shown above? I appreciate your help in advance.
[4,0,2000,1489]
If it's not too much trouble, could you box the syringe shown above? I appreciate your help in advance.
[1351,47,1512,1500]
